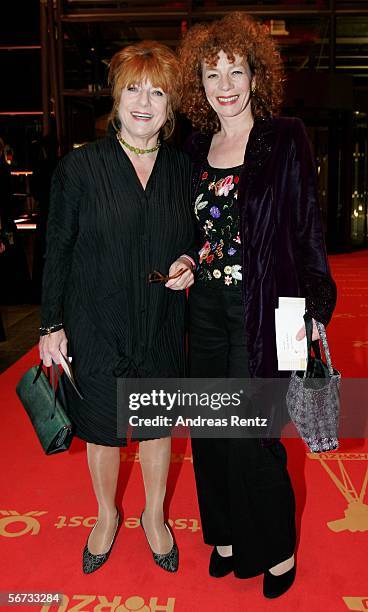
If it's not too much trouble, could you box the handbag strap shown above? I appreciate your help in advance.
[304,314,334,376]
[304,314,320,378]
[315,320,335,376]
[33,360,67,419]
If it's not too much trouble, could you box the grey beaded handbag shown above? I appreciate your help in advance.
[286,315,341,453]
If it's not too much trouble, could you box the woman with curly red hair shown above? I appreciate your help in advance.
[179,12,336,597]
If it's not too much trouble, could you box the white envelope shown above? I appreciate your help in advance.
[59,351,73,381]
[59,351,83,399]
[275,297,307,371]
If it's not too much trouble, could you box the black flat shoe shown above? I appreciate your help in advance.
[209,547,234,578]
[82,509,120,574]
[140,512,179,573]
[263,564,296,598]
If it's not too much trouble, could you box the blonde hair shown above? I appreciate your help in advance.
[108,40,183,139]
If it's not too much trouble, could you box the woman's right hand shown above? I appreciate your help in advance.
[39,329,68,366]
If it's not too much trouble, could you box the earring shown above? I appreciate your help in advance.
[251,80,256,95]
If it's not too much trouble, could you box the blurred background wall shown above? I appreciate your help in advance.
[0,0,367,312]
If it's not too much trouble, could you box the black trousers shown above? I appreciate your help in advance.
[188,286,296,578]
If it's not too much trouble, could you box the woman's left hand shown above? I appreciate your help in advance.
[296,318,320,341]
[165,256,195,290]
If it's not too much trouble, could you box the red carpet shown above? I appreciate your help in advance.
[1,251,367,612]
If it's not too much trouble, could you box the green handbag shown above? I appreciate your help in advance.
[16,361,78,455]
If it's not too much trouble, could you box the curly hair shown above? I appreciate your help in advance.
[178,12,284,133]
[108,40,183,139]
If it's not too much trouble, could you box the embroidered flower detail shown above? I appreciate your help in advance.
[231,265,242,280]
[224,275,233,286]
[202,171,208,180]
[210,206,221,219]
[215,240,224,259]
[199,241,211,263]
[228,247,237,256]
[233,232,241,244]
[224,265,232,275]
[234,176,240,184]
[206,254,214,264]
[204,219,213,231]
[234,191,238,200]
[214,175,235,197]
[208,181,216,191]
[194,193,209,219]
[213,269,221,279]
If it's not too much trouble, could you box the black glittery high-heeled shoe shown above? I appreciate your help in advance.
[263,563,296,598]
[140,512,179,573]
[82,509,120,574]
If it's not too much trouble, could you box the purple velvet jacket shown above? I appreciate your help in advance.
[186,116,337,378]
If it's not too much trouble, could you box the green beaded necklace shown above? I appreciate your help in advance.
[116,131,160,155]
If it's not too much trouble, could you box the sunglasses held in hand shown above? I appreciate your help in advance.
[148,268,186,283]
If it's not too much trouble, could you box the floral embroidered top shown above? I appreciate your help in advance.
[194,161,243,288]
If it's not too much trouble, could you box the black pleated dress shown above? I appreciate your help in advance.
[41,129,195,446]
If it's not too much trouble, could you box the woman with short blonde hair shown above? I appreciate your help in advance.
[40,40,195,575]
[109,41,183,139]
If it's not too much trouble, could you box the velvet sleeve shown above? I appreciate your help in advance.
[290,117,337,325]
[40,150,83,329]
